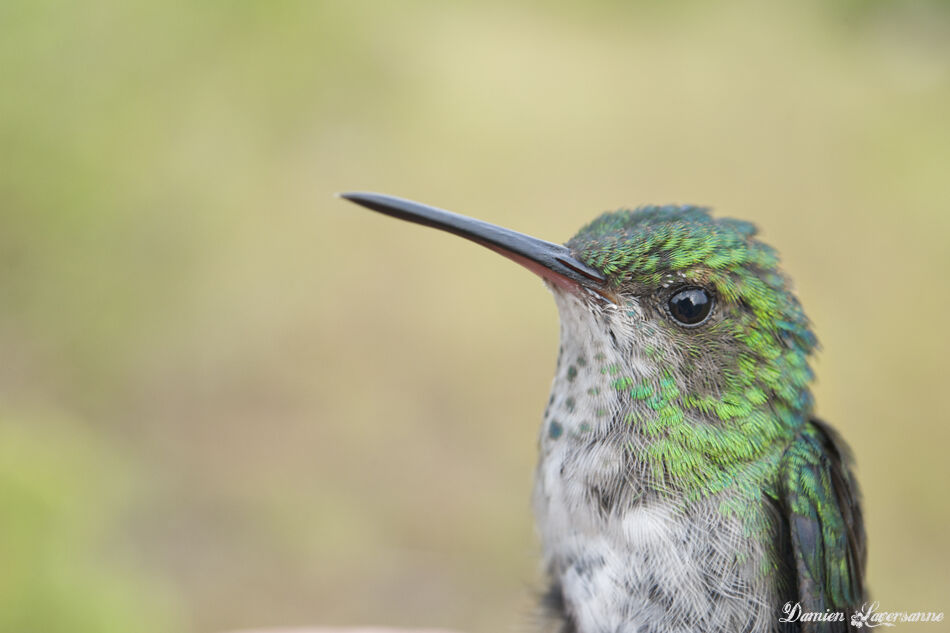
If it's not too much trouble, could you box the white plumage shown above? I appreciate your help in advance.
[533,290,785,633]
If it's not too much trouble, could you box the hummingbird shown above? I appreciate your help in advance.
[340,192,866,633]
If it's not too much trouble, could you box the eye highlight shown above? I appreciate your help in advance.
[667,286,713,326]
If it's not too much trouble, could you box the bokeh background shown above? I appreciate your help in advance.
[2,1,949,632]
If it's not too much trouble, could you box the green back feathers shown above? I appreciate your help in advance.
[779,419,866,616]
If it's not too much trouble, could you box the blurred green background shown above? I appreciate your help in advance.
[2,1,949,632]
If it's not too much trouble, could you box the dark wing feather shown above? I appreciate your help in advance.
[778,417,866,632]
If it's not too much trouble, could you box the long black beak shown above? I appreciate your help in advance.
[339,192,606,290]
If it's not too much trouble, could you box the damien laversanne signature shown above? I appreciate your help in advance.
[779,601,944,627]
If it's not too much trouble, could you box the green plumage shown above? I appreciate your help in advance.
[779,419,866,624]
[341,192,867,632]
[565,205,866,629]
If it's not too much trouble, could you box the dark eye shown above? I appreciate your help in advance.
[667,286,713,326]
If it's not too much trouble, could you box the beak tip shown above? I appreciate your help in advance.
[337,192,383,211]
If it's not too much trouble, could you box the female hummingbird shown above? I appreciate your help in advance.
[341,193,866,633]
